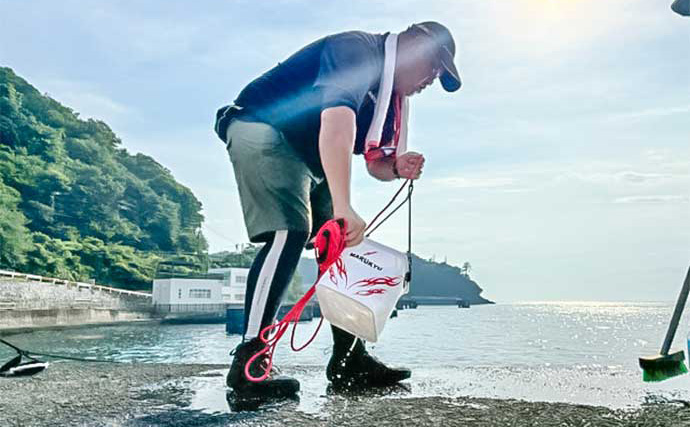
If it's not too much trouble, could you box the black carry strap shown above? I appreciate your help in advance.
[364,179,414,285]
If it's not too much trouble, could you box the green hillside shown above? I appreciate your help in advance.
[0,67,207,289]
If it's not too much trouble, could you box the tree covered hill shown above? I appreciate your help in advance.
[0,67,207,289]
[405,255,492,304]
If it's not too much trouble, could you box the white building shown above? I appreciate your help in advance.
[208,267,249,304]
[153,278,224,304]
[152,268,250,313]
[152,277,224,311]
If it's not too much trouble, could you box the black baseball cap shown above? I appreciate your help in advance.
[412,21,462,92]
[671,0,690,16]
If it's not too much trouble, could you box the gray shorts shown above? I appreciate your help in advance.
[225,118,333,243]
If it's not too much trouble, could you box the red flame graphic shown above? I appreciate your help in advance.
[350,276,401,289]
[328,266,337,285]
[349,276,401,296]
[328,258,348,287]
[335,258,348,284]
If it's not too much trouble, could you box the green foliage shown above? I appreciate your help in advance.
[0,179,31,268]
[461,261,472,277]
[209,245,261,269]
[0,67,208,290]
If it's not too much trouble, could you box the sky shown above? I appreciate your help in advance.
[1,0,688,303]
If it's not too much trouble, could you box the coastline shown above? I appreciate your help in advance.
[0,317,160,336]
[0,308,156,332]
[1,362,688,426]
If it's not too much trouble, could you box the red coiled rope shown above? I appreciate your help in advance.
[244,219,348,382]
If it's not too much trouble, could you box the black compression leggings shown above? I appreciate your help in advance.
[243,230,309,339]
[242,229,361,352]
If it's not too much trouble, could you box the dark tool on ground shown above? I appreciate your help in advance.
[1,337,120,377]
[0,338,49,377]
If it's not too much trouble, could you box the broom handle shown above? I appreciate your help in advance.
[661,266,690,355]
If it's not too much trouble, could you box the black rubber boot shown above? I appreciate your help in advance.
[227,338,300,399]
[326,326,411,389]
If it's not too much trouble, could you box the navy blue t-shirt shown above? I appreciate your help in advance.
[233,31,396,176]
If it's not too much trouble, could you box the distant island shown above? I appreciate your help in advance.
[297,255,493,305]
[210,248,494,305]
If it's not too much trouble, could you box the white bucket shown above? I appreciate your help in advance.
[315,238,409,342]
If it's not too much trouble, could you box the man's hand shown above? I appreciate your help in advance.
[335,205,366,247]
[395,152,425,180]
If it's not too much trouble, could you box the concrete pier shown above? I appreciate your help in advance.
[0,362,687,426]
[0,275,153,330]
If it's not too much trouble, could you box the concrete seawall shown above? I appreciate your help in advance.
[0,278,154,330]
[0,307,153,330]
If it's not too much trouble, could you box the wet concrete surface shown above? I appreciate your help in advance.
[1,362,690,426]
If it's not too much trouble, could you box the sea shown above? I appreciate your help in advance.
[2,302,690,415]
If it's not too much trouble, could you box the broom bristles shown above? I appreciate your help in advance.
[642,360,688,382]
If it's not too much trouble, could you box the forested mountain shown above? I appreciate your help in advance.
[0,67,207,289]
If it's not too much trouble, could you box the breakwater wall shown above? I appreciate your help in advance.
[0,307,152,330]
[0,275,154,330]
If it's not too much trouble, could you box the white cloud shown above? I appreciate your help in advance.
[616,171,672,183]
[432,176,516,189]
[607,104,690,122]
[562,167,685,186]
[39,79,133,125]
[82,5,204,61]
[613,195,689,204]
[499,187,536,194]
[644,149,672,163]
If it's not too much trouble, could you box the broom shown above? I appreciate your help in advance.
[639,266,690,382]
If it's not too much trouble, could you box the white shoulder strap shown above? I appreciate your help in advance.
[364,33,398,152]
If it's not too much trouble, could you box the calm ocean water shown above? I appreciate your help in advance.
[3,303,690,413]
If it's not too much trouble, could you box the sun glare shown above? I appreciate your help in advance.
[486,0,619,57]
